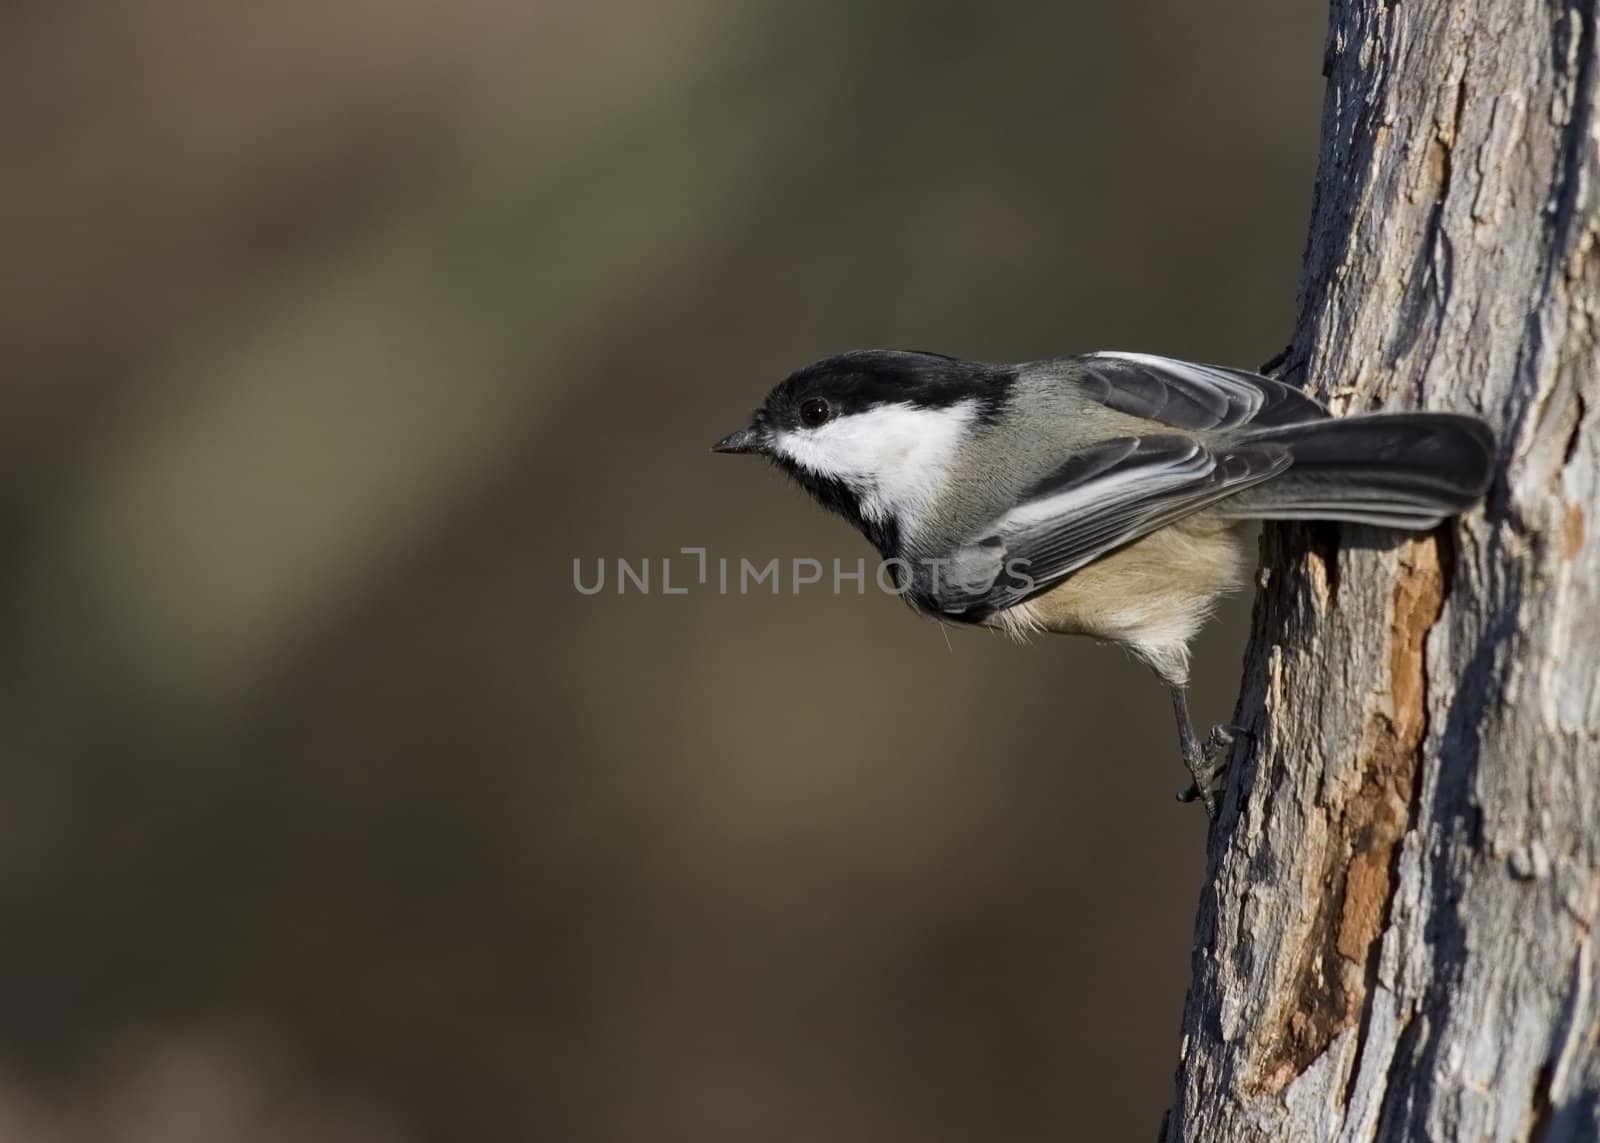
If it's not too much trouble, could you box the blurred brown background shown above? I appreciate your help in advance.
[1,3,1324,1140]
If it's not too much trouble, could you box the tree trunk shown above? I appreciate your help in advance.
[1167,2,1600,1139]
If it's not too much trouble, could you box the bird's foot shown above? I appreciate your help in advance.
[1175,724,1250,819]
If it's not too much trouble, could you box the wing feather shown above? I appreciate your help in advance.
[931,434,1290,618]
[1078,352,1329,431]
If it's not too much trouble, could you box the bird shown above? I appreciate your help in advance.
[712,349,1496,815]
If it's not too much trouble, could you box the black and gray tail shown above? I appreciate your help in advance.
[1220,413,1496,529]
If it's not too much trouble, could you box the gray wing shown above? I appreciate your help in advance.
[931,434,1291,619]
[1076,352,1329,431]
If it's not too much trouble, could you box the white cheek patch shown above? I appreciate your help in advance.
[774,401,979,528]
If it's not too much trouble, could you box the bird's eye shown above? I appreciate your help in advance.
[800,398,832,427]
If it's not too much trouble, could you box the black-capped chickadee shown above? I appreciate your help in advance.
[714,350,1495,815]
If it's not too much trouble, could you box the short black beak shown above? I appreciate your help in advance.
[711,425,766,455]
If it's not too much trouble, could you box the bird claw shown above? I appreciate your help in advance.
[1169,688,1253,821]
[1176,723,1250,818]
[1206,724,1237,752]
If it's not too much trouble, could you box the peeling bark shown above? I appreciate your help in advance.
[1167,2,1600,1140]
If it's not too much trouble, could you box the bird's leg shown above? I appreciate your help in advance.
[1169,685,1237,819]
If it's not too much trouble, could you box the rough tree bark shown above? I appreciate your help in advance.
[1167,2,1600,1139]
